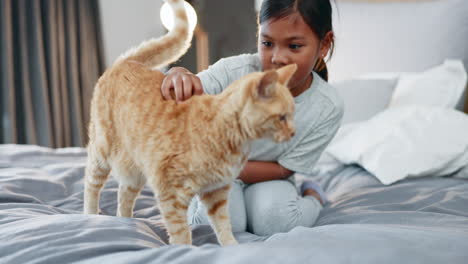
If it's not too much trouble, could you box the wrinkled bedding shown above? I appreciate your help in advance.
[1,144,467,264]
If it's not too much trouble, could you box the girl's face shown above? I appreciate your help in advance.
[258,12,332,96]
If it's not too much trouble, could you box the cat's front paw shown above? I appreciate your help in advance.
[84,210,99,215]
[169,237,192,245]
[221,239,238,246]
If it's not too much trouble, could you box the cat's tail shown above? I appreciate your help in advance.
[115,0,193,69]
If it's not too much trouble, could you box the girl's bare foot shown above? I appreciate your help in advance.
[300,181,327,205]
[302,188,324,205]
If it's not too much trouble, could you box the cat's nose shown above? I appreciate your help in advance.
[290,131,295,138]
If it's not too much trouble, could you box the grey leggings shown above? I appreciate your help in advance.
[187,176,322,236]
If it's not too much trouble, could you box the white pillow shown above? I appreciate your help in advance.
[332,78,398,124]
[389,60,467,109]
[326,106,468,185]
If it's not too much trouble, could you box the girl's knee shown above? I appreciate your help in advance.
[244,180,299,236]
[244,180,321,236]
[248,203,299,236]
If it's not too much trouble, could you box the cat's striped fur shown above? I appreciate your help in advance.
[83,0,297,246]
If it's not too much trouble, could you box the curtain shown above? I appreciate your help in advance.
[0,0,105,148]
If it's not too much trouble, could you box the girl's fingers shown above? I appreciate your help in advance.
[193,76,204,95]
[182,76,193,101]
[161,70,202,102]
[173,77,183,102]
[161,76,173,100]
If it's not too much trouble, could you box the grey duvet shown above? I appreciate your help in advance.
[1,144,467,264]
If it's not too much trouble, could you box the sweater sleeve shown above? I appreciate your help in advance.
[197,54,260,95]
[278,105,344,175]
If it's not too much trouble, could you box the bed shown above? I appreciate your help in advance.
[1,0,468,263]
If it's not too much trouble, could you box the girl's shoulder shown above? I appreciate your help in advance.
[297,72,344,123]
[198,53,261,94]
[314,73,344,116]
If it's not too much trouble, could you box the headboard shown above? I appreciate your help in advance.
[329,0,468,112]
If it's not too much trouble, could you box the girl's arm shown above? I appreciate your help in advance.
[238,161,294,184]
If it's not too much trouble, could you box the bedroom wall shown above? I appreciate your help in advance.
[98,0,165,68]
[329,0,468,82]
[98,0,258,72]
[173,0,257,72]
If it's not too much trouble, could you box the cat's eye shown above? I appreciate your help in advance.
[279,114,287,122]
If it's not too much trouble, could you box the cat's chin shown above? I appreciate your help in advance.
[272,135,291,143]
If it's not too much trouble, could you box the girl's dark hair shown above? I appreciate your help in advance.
[259,0,334,81]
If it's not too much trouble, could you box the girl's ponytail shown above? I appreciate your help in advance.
[314,58,328,82]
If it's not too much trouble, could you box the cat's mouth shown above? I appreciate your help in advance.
[273,131,295,143]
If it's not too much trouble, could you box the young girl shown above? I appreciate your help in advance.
[161,0,343,236]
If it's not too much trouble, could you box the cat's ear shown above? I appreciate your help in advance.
[276,64,297,86]
[257,70,278,99]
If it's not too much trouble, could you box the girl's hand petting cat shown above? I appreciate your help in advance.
[162,67,204,102]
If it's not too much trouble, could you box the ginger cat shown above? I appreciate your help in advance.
[83,0,296,246]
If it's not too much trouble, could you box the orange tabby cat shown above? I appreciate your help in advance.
[83,0,296,246]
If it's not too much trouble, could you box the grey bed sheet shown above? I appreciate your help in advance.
[0,144,467,264]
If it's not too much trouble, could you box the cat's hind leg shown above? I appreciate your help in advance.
[83,144,111,215]
[200,184,238,246]
[157,187,195,245]
[115,166,146,218]
[117,184,145,218]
